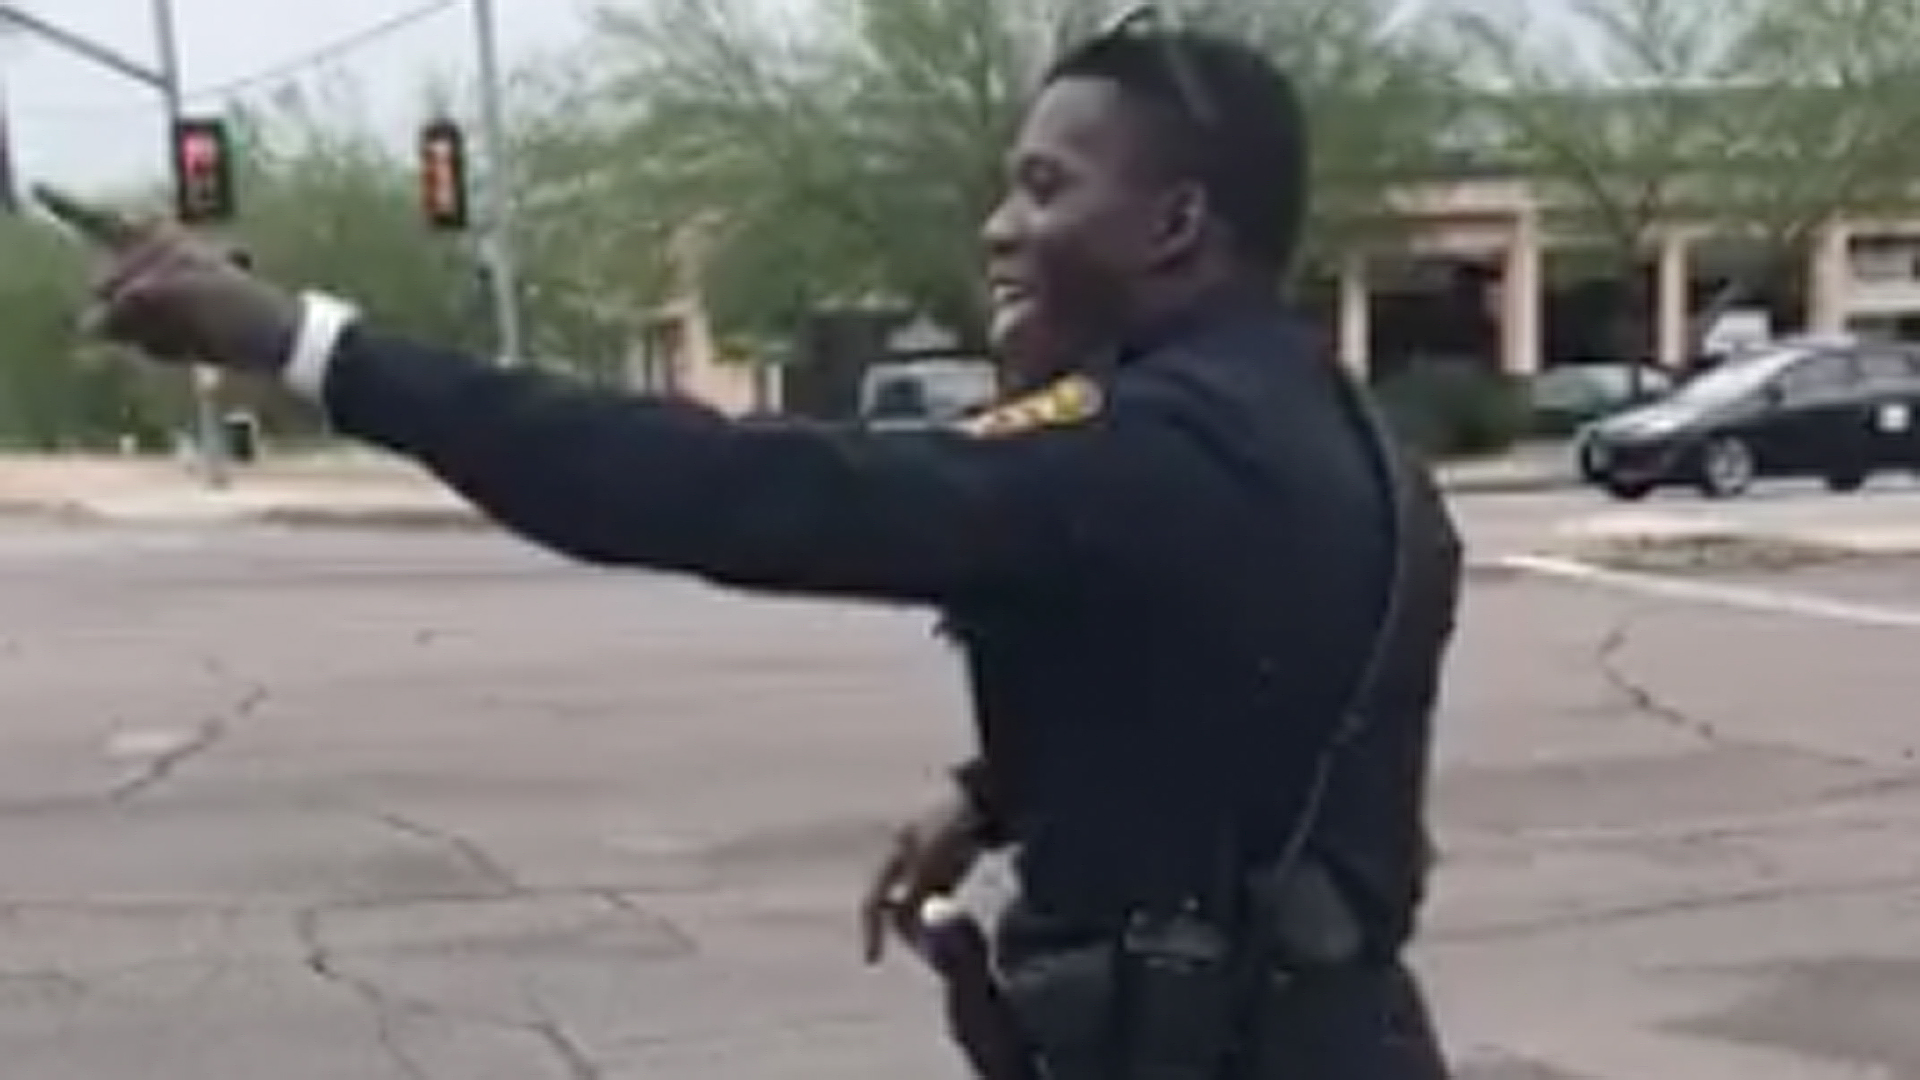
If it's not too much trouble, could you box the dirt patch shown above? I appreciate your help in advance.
[1571,532,1900,574]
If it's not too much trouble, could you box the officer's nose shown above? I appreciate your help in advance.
[981,195,1021,259]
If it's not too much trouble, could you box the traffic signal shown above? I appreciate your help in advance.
[0,116,16,214]
[418,118,469,231]
[170,117,236,223]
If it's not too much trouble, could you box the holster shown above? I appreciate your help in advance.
[1245,858,1366,974]
[994,858,1368,1080]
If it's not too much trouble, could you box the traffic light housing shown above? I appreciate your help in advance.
[418,119,469,231]
[170,117,236,223]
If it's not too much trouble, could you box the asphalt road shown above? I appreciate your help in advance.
[3,510,1920,1078]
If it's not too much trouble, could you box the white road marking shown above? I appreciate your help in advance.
[104,727,202,760]
[1497,554,1920,630]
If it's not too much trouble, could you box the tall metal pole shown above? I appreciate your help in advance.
[471,0,524,365]
[150,0,227,487]
[0,70,17,213]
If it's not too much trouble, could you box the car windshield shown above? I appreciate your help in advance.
[1666,347,1807,410]
[863,363,997,422]
[868,378,927,419]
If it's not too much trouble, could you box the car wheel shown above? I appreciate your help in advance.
[1602,475,1654,501]
[1575,438,1604,483]
[1696,436,1755,498]
[1824,469,1869,493]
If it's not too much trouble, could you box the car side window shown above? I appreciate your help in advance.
[1857,349,1920,397]
[1776,353,1861,406]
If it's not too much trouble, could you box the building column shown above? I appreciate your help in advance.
[1336,253,1371,377]
[1500,210,1542,375]
[1655,231,1691,368]
[1807,223,1850,334]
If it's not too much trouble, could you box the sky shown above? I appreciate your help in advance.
[0,0,591,192]
[0,0,1550,194]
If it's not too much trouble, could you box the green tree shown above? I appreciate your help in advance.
[0,214,157,448]
[1184,0,1465,275]
[508,60,680,379]
[224,83,487,353]
[0,75,573,447]
[1688,0,1920,319]
[575,0,1459,341]
[1451,0,1920,350]
[577,0,1081,342]
[1449,0,1767,315]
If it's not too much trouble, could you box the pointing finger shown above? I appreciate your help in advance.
[30,184,143,251]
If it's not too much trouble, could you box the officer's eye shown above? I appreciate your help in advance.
[1012,156,1069,204]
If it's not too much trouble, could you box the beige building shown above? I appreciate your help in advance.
[1339,174,1920,378]
[626,296,763,415]
[644,172,1920,411]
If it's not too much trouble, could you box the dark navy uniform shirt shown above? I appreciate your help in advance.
[318,291,1458,944]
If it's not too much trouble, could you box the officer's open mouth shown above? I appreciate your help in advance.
[988,280,1032,307]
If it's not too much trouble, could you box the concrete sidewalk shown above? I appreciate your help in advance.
[0,447,1577,531]
[0,454,474,529]
[15,450,1920,566]
[1553,500,1920,568]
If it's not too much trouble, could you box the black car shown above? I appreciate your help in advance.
[1577,337,1920,500]
[1527,360,1674,436]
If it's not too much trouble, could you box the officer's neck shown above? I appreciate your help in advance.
[1116,272,1279,362]
[1002,274,1277,394]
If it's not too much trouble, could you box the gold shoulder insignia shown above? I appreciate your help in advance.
[962,375,1105,437]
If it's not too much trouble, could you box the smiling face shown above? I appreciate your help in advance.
[980,75,1208,385]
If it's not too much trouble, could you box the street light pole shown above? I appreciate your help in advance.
[0,0,227,486]
[151,0,183,153]
[150,0,227,487]
[0,3,159,86]
[470,0,524,366]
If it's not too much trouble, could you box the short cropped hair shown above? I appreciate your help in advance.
[1045,27,1309,274]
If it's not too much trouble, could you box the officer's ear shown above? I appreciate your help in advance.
[1149,182,1210,268]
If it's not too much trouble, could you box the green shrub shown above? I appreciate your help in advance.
[1371,361,1527,459]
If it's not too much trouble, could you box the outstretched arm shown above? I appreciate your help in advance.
[297,298,1202,606]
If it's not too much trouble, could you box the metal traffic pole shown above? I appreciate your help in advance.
[470,0,525,365]
[152,0,228,487]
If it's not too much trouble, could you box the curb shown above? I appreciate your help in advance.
[1439,472,1576,495]
[0,499,105,525]
[0,497,489,532]
[252,505,488,531]
[1563,529,1920,572]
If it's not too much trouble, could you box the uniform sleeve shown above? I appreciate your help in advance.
[319,326,1200,605]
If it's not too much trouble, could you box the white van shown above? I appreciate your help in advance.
[858,358,999,431]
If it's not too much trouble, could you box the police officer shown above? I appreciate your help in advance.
[58,12,1460,1079]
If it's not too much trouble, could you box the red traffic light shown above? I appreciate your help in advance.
[170,117,235,223]
[418,118,468,231]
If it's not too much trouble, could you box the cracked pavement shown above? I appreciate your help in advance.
[6,513,1920,1077]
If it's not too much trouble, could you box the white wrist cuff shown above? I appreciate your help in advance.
[284,291,361,400]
